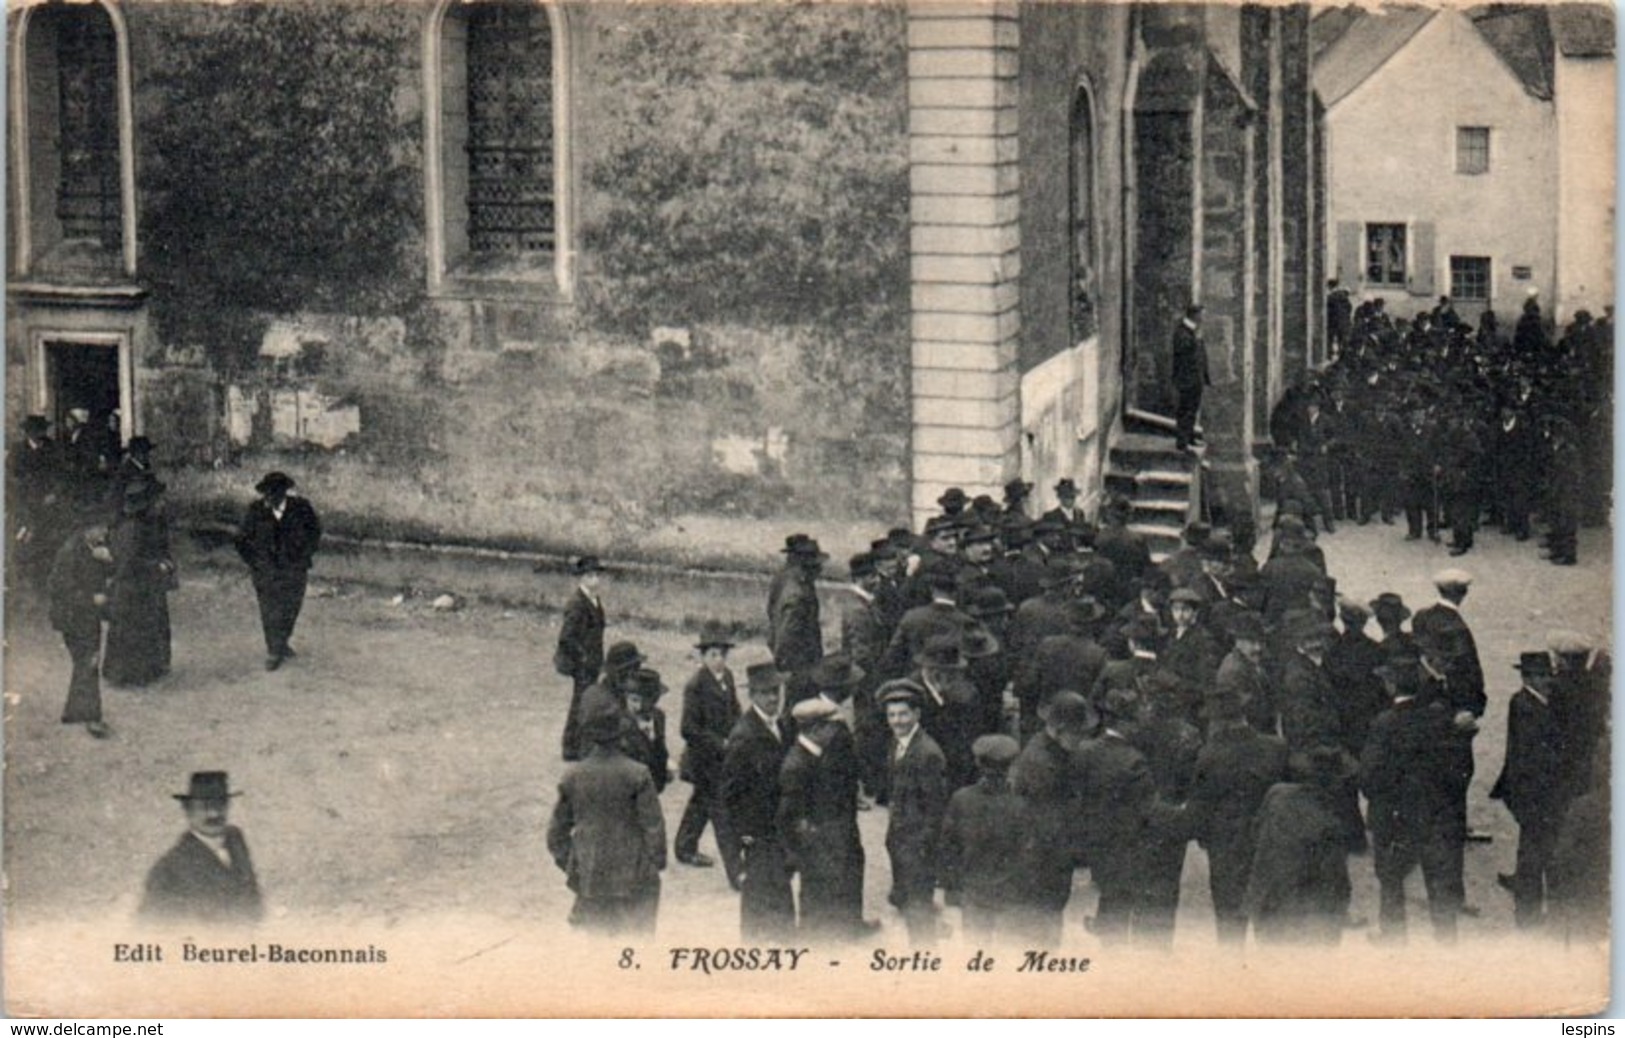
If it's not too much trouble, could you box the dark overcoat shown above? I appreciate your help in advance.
[547,747,667,899]
[139,827,264,925]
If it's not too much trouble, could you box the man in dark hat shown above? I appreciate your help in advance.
[1188,687,1289,942]
[1039,478,1090,546]
[841,554,890,800]
[1013,595,1108,740]
[675,621,741,875]
[777,697,869,940]
[1360,654,1466,943]
[767,534,827,700]
[139,772,263,925]
[578,641,645,733]
[548,702,667,935]
[1092,614,1164,707]
[1001,479,1034,519]
[936,487,970,522]
[1074,686,1158,943]
[879,681,949,945]
[1093,494,1151,608]
[10,414,63,589]
[1490,651,1566,929]
[1276,615,1343,759]
[939,733,1029,945]
[48,523,114,739]
[113,434,158,503]
[910,636,983,790]
[1370,593,1418,661]
[235,471,322,671]
[721,663,795,939]
[1245,746,1354,944]
[103,477,175,689]
[621,668,671,793]
[1009,691,1095,945]
[1215,612,1275,736]
[1171,303,1211,452]
[1326,598,1387,757]
[962,585,1016,737]
[555,555,608,761]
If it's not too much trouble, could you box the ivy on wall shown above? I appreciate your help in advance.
[134,1,421,374]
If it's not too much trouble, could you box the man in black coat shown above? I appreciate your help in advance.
[1008,692,1094,946]
[10,414,64,590]
[1490,652,1567,929]
[1360,657,1466,943]
[1171,303,1211,451]
[881,681,949,945]
[1326,599,1388,758]
[777,697,868,940]
[939,734,1030,945]
[234,471,321,671]
[675,621,741,877]
[47,524,113,738]
[768,535,828,701]
[1073,687,1159,944]
[555,555,608,761]
[139,772,263,926]
[1187,689,1290,942]
[721,664,795,940]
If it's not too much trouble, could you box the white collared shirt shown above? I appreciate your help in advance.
[579,584,601,611]
[893,726,918,761]
[271,500,287,522]
[192,831,233,868]
[753,705,781,740]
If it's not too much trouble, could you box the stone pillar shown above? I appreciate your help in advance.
[1279,4,1312,379]
[906,2,1021,529]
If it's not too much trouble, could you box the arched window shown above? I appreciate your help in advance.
[11,0,136,279]
[1069,83,1098,345]
[425,0,572,296]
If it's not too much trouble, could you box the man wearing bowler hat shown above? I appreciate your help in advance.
[1490,651,1567,928]
[768,534,828,702]
[235,471,322,671]
[676,621,741,877]
[1040,478,1092,548]
[139,772,263,925]
[555,555,608,762]
[721,663,796,939]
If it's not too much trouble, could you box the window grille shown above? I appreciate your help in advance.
[465,1,555,255]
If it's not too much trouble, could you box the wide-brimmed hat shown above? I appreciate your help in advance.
[255,471,296,495]
[1055,478,1079,497]
[937,487,969,509]
[694,620,736,651]
[960,622,1001,660]
[581,702,627,745]
[963,586,1015,618]
[811,654,864,693]
[173,771,241,802]
[848,552,879,580]
[604,641,645,675]
[1045,690,1098,732]
[745,662,784,695]
[1514,651,1554,677]
[916,636,966,670]
[627,668,667,701]
[782,535,830,561]
[1369,592,1411,621]
[571,555,605,577]
[1003,479,1034,499]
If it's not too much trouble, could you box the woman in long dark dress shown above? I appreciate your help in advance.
[102,478,174,687]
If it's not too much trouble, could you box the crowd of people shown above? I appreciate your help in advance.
[549,476,1611,949]
[1279,287,1612,566]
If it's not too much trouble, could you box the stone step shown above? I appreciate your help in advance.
[1133,497,1189,514]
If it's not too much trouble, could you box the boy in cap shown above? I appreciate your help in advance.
[548,702,667,935]
[676,622,740,875]
[880,681,949,945]
[939,733,1030,945]
[555,555,608,761]
[1490,651,1565,928]
[139,772,263,926]
[235,471,322,671]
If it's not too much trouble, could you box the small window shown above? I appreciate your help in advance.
[1456,126,1490,174]
[1365,224,1407,287]
[1450,256,1491,302]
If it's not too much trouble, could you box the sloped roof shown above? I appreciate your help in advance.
[1550,3,1615,56]
[1314,4,1588,107]
[1470,5,1554,99]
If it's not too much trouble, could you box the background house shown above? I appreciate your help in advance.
[1314,3,1615,324]
[7,0,1328,564]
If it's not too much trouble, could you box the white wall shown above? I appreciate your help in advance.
[1324,10,1557,319]
[1555,55,1616,320]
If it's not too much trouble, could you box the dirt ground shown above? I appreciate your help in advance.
[1,519,1613,1014]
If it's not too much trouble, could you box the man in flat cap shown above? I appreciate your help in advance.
[777,696,869,939]
[548,702,667,935]
[235,471,322,671]
[139,772,263,926]
[676,621,741,876]
[767,534,828,702]
[880,680,949,945]
[1160,587,1222,726]
[939,733,1029,945]
[721,663,795,939]
[555,555,608,761]
[1490,652,1566,928]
